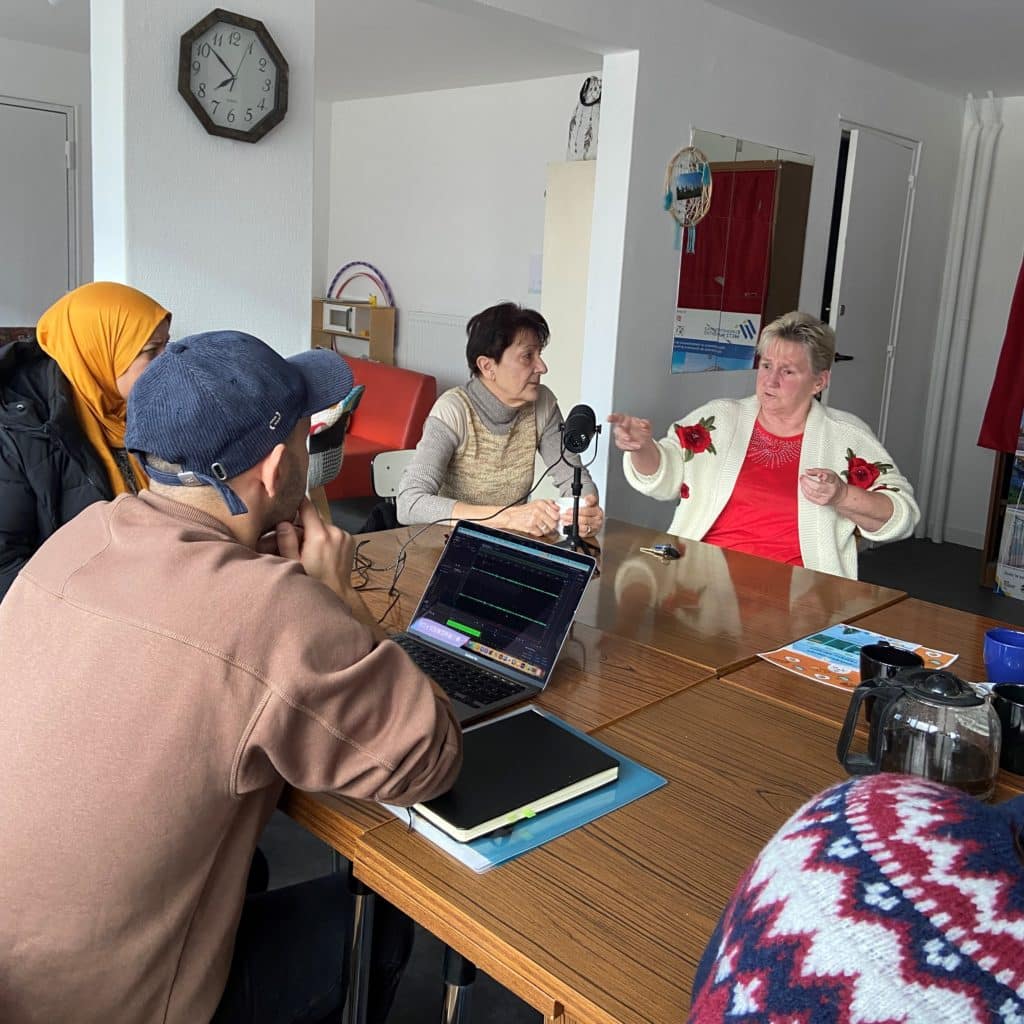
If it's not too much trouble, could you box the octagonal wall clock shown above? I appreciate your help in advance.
[178,8,288,142]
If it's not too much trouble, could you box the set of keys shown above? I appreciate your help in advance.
[639,543,681,560]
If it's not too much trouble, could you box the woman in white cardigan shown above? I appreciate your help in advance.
[609,312,919,579]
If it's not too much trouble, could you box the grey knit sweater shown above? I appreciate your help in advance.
[396,376,597,525]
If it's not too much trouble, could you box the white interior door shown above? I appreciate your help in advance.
[0,98,76,325]
[825,125,916,438]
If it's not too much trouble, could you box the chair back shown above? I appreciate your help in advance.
[371,449,417,499]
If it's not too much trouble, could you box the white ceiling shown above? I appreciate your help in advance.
[314,0,599,101]
[8,0,1024,99]
[0,0,600,99]
[704,0,1024,97]
[3,0,90,54]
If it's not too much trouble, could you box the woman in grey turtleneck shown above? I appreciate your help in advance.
[396,302,605,539]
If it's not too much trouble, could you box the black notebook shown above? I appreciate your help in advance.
[413,707,620,842]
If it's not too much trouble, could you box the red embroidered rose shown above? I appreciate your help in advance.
[676,423,712,453]
[680,483,690,499]
[847,457,880,489]
[841,448,895,491]
[673,416,717,463]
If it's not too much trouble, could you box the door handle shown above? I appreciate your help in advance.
[834,352,854,362]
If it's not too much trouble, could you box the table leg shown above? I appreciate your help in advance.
[341,862,375,1024]
[440,945,477,1023]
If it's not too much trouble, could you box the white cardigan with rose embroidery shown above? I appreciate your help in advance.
[621,395,919,579]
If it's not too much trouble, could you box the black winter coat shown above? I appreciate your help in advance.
[0,341,112,600]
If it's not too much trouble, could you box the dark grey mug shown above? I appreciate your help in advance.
[859,642,925,721]
[992,683,1024,775]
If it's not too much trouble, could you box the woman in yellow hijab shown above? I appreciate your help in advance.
[0,281,170,600]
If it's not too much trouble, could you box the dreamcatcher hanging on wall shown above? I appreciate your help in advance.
[663,145,712,252]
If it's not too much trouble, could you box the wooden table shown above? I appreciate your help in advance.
[283,524,715,859]
[719,598,1014,730]
[279,522,910,1020]
[345,520,906,674]
[284,619,715,860]
[718,597,1024,801]
[355,682,858,1023]
[573,519,906,672]
[851,597,1008,683]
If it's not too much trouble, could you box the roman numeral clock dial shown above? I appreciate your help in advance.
[178,8,288,142]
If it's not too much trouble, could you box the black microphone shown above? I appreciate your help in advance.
[562,404,598,454]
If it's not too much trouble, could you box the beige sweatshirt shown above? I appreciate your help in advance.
[0,492,461,1024]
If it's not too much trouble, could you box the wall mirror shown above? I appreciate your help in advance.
[672,128,814,372]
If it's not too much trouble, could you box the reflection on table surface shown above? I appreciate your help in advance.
[573,519,905,672]
[350,519,906,674]
[284,522,1024,1022]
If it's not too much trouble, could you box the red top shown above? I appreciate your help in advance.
[702,420,804,566]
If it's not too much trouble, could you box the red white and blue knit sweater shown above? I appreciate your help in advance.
[689,774,1024,1023]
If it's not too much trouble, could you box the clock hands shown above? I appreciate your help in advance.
[211,47,236,91]
[229,46,250,92]
[207,39,254,95]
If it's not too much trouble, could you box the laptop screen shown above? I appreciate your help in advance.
[407,522,596,688]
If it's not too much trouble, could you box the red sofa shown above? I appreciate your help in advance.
[324,359,437,500]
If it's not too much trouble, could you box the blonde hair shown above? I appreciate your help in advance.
[757,311,835,375]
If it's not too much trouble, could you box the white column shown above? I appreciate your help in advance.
[90,0,316,355]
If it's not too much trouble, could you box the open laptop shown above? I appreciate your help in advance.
[391,521,597,724]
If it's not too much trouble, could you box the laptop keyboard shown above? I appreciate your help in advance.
[392,634,529,708]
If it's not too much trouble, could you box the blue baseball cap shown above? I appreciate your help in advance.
[126,330,354,515]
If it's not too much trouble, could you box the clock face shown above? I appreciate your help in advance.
[179,11,288,141]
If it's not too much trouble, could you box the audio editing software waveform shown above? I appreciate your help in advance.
[416,533,586,678]
[453,550,567,631]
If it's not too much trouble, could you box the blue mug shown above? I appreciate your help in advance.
[983,628,1024,683]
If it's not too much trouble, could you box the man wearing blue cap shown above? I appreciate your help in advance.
[0,331,462,1024]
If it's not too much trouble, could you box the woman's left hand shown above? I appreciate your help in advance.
[800,468,848,508]
[561,494,605,537]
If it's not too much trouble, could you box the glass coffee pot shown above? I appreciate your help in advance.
[837,667,1001,800]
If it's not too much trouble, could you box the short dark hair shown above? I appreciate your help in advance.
[465,303,549,376]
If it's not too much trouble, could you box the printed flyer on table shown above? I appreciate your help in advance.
[759,622,957,691]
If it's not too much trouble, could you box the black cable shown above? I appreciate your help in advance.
[350,455,569,622]
[348,425,602,624]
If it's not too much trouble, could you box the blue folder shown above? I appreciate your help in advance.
[385,705,667,872]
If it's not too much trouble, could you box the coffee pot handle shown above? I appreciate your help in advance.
[836,683,900,775]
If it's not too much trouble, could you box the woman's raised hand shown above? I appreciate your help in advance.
[608,413,661,475]
[607,413,653,451]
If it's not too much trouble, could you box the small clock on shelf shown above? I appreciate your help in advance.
[178,8,288,143]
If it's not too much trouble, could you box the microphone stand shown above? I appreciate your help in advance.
[556,427,601,558]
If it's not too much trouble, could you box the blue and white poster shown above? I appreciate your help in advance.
[671,308,760,373]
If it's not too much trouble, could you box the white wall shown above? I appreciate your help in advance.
[945,97,1024,547]
[323,72,598,382]
[434,0,963,529]
[91,0,316,355]
[0,36,92,289]
[312,99,332,299]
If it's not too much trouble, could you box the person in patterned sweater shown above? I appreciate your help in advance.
[609,312,918,578]
[689,773,1024,1022]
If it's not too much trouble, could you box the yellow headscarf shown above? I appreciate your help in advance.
[36,282,171,495]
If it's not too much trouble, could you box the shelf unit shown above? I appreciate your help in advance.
[311,298,395,364]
